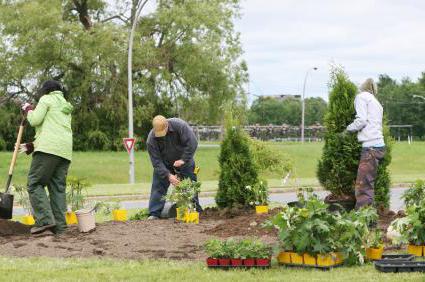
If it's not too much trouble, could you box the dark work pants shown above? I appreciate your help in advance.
[149,161,202,217]
[27,152,70,232]
[355,147,385,209]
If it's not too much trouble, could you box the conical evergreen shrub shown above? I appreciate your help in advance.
[317,68,391,207]
[215,126,259,208]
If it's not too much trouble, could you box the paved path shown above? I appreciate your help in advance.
[12,188,406,216]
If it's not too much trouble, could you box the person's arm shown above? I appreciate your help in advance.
[347,95,368,132]
[27,97,49,127]
[147,141,170,179]
[178,121,198,163]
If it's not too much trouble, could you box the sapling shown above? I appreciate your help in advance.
[402,179,425,207]
[165,178,201,218]
[246,180,268,206]
[366,229,384,249]
[204,239,225,258]
[12,185,32,216]
[66,177,90,211]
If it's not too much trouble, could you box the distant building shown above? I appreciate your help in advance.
[261,94,301,100]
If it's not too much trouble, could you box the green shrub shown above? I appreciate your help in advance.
[130,208,150,220]
[215,126,259,208]
[164,178,201,215]
[390,199,425,245]
[66,177,90,211]
[402,179,425,207]
[249,138,292,176]
[204,239,225,258]
[317,68,360,197]
[87,130,110,151]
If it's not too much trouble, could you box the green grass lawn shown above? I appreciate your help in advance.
[1,142,424,197]
[0,257,422,282]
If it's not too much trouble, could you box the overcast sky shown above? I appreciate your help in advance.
[236,0,425,101]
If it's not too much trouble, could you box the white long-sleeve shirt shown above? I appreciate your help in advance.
[347,91,385,147]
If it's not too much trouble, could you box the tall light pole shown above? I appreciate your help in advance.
[127,1,148,184]
[301,67,317,143]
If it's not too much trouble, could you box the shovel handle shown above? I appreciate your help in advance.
[5,117,26,193]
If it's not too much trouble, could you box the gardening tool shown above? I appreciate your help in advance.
[0,116,26,219]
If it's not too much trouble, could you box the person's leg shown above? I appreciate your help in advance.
[179,161,202,212]
[148,172,170,217]
[355,148,385,209]
[47,158,70,234]
[27,152,61,227]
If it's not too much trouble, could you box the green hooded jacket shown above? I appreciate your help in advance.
[27,91,73,161]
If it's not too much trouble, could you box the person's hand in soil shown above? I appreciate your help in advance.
[169,174,180,186]
[173,160,185,168]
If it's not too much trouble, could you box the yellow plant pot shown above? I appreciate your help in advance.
[277,251,291,264]
[185,212,199,224]
[317,254,335,267]
[290,252,304,265]
[303,253,317,266]
[22,215,35,225]
[255,205,269,214]
[66,211,78,225]
[407,244,424,257]
[112,209,128,221]
[176,208,189,221]
[366,246,384,260]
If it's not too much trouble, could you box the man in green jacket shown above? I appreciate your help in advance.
[21,80,73,235]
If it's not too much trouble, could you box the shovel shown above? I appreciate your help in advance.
[0,116,26,219]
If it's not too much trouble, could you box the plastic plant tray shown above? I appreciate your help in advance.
[378,254,415,261]
[374,260,425,273]
[207,264,271,270]
[279,262,343,271]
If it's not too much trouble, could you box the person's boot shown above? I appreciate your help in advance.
[147,215,160,220]
[30,224,56,235]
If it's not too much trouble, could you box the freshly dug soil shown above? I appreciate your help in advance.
[0,220,30,236]
[0,213,278,260]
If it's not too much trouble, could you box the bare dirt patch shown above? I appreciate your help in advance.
[0,213,278,260]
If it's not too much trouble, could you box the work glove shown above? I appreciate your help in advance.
[21,103,34,114]
[19,143,34,155]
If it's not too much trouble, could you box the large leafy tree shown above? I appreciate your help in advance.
[0,0,247,150]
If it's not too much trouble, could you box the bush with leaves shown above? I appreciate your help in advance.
[402,179,425,207]
[12,185,32,215]
[66,177,90,211]
[165,178,201,217]
[390,199,425,245]
[130,208,150,221]
[317,67,391,207]
[249,138,293,177]
[268,189,378,265]
[245,180,269,206]
[204,238,271,259]
[216,126,259,208]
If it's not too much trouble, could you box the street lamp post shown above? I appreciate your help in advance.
[301,67,318,143]
[127,1,148,184]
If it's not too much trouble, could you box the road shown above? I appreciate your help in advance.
[13,188,406,216]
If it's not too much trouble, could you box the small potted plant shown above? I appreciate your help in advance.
[253,241,272,266]
[227,239,243,266]
[204,239,223,266]
[165,179,201,224]
[390,201,425,257]
[365,229,384,260]
[12,185,34,225]
[66,177,90,225]
[239,239,256,266]
[247,181,269,214]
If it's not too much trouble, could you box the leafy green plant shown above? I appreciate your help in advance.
[165,178,201,216]
[366,229,383,249]
[216,125,259,208]
[130,208,150,220]
[204,239,225,258]
[95,201,122,216]
[66,177,90,211]
[249,138,293,176]
[246,180,268,206]
[390,199,425,245]
[12,185,32,215]
[251,240,272,259]
[402,180,425,207]
[268,189,377,265]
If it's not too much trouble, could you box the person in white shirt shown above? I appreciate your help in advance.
[346,78,386,209]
